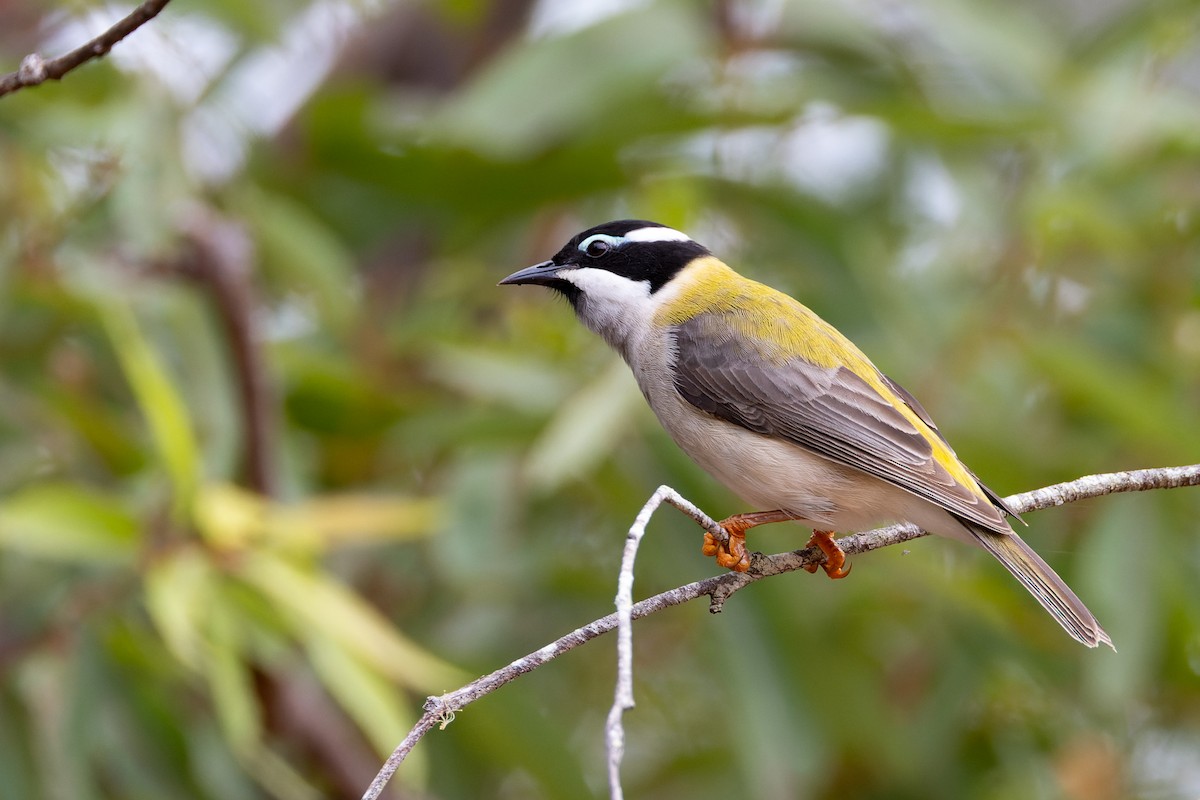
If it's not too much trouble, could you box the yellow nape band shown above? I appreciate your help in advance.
[654,257,849,368]
[655,256,987,500]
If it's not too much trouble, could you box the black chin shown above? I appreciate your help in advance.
[539,278,582,308]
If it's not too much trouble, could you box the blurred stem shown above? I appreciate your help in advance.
[175,209,278,497]
[361,463,1200,800]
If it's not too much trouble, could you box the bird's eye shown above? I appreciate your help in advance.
[579,234,616,258]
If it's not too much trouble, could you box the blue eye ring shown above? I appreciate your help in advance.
[579,234,621,258]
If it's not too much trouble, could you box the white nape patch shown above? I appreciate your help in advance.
[560,267,654,356]
[624,226,692,243]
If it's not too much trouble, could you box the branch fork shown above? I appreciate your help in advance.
[361,464,1200,800]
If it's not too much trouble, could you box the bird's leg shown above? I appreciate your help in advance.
[702,510,796,573]
[802,530,852,580]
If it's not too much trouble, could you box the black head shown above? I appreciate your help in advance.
[499,220,710,305]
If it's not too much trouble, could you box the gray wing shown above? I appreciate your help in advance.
[880,373,1023,523]
[672,314,1011,532]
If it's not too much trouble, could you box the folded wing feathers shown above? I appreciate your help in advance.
[672,318,1008,531]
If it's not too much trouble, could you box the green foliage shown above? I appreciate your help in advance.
[2,0,1198,798]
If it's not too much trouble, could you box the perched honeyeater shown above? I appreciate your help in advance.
[501,220,1112,649]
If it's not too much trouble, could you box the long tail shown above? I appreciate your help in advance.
[967,525,1114,650]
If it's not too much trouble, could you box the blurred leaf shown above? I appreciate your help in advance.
[189,0,296,43]
[1078,496,1161,710]
[431,4,710,158]
[45,388,147,476]
[233,186,359,327]
[522,357,644,492]
[194,484,268,552]
[283,355,402,436]
[431,452,518,593]
[195,482,440,551]
[238,553,466,692]
[1022,334,1200,459]
[98,300,200,519]
[424,344,572,413]
[15,654,87,798]
[244,748,323,800]
[0,483,137,563]
[275,492,440,546]
[305,633,417,764]
[203,602,262,753]
[0,692,34,797]
[144,547,217,669]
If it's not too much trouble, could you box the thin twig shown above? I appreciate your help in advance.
[605,499,643,800]
[605,487,712,799]
[0,0,172,98]
[361,463,1200,800]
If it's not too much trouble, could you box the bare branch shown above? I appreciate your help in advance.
[604,487,709,799]
[0,0,172,99]
[361,464,1200,800]
[603,486,731,799]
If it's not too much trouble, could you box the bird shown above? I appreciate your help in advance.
[500,219,1112,649]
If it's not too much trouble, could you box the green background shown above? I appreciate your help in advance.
[1,0,1198,797]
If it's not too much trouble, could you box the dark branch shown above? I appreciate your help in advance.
[361,463,1200,800]
[0,0,172,98]
[174,209,278,497]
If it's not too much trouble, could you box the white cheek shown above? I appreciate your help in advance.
[562,268,653,354]
[565,268,652,309]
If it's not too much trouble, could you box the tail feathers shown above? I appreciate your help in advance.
[968,526,1114,650]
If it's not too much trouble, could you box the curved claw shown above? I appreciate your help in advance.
[701,530,750,572]
[806,530,851,581]
[821,560,852,580]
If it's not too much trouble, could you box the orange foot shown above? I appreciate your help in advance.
[701,510,796,573]
[802,530,852,579]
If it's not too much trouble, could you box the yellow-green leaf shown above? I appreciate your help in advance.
[239,553,466,692]
[144,547,215,669]
[0,483,138,563]
[306,633,420,769]
[99,300,200,519]
[203,602,262,753]
[195,483,440,552]
[522,357,644,492]
[273,494,440,547]
[195,483,269,552]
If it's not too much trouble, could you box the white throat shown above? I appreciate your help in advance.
[561,267,655,360]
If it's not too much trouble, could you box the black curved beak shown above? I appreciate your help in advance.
[498,260,563,287]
